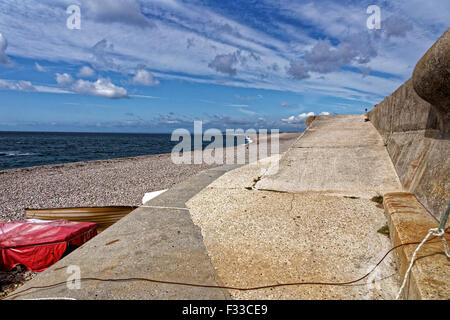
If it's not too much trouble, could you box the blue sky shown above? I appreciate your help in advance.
[0,0,448,133]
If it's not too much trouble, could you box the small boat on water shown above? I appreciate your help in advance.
[25,206,138,233]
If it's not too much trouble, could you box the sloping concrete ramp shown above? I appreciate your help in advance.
[186,115,403,299]
[256,115,402,196]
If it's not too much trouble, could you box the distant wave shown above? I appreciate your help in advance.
[0,151,39,157]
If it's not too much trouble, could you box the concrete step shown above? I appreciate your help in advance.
[383,192,450,299]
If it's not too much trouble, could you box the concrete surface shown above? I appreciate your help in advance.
[368,29,450,221]
[383,193,450,299]
[9,166,238,300]
[187,154,401,299]
[255,115,402,198]
[186,115,405,299]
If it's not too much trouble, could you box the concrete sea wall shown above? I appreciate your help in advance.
[368,28,449,221]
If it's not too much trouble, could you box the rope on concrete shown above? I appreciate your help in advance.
[441,236,450,259]
[395,228,448,300]
[439,203,450,260]
[7,236,446,300]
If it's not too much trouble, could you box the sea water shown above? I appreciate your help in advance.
[0,131,250,171]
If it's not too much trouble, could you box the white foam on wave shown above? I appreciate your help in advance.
[0,151,38,157]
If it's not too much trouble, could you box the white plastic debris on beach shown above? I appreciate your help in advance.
[142,189,168,204]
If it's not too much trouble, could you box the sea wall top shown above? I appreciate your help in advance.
[413,29,450,112]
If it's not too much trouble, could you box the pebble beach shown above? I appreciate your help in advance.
[0,132,301,222]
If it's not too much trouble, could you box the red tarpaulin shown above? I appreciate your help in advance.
[0,219,97,272]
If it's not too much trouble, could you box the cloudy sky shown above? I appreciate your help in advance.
[0,0,448,132]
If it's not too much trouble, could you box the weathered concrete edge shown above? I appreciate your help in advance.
[8,164,243,300]
[383,192,450,300]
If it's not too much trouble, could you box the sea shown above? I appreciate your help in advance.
[0,131,251,171]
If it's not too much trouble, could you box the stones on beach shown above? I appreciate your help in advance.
[0,265,37,299]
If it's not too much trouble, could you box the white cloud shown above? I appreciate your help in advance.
[382,16,413,39]
[208,52,238,76]
[280,101,298,107]
[239,108,257,115]
[226,104,249,108]
[0,0,445,105]
[0,33,11,65]
[282,112,315,124]
[130,94,160,99]
[91,39,117,70]
[288,34,378,80]
[287,61,310,80]
[305,39,355,73]
[208,50,260,77]
[82,0,154,28]
[0,79,35,91]
[35,62,46,72]
[131,69,159,86]
[186,38,195,49]
[56,73,128,99]
[77,66,96,78]
[235,94,262,101]
[72,78,128,99]
[0,78,70,94]
[282,111,331,124]
[56,73,75,86]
